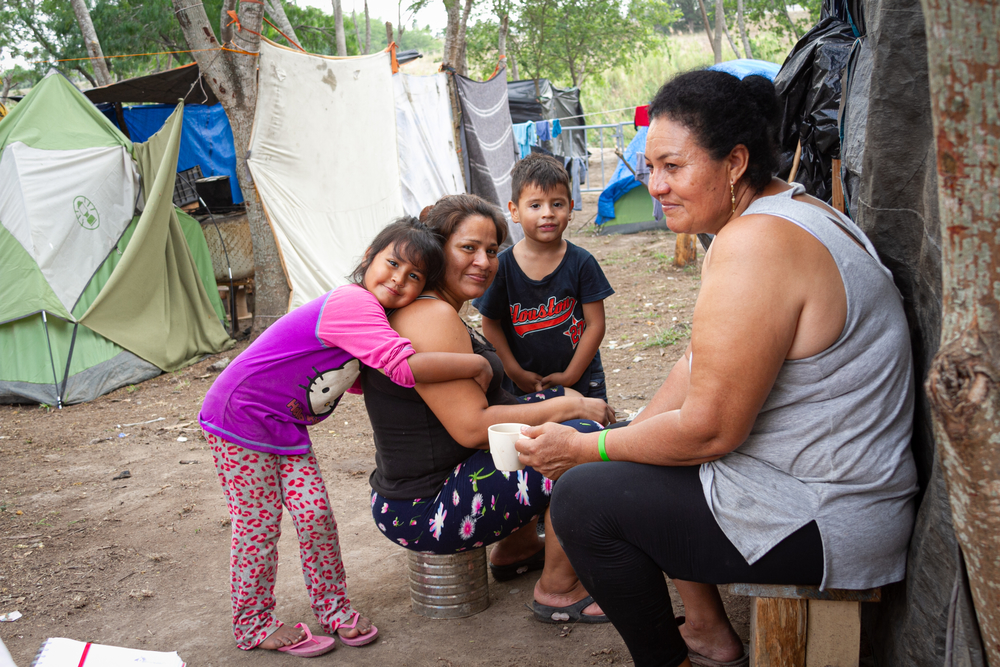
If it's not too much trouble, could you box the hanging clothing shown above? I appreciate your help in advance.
[634,105,650,128]
[512,121,536,159]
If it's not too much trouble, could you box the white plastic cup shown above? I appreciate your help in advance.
[488,423,528,471]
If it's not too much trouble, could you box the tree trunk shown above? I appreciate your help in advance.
[509,51,519,80]
[220,0,237,45]
[779,0,801,40]
[1,70,13,106]
[455,0,474,75]
[69,0,112,86]
[172,0,291,333]
[696,0,717,63]
[332,0,347,56]
[736,0,753,59]
[498,14,509,79]
[397,0,406,40]
[352,7,363,53]
[721,19,740,59]
[443,0,462,70]
[263,0,301,47]
[364,0,371,53]
[712,0,724,64]
[921,0,1000,664]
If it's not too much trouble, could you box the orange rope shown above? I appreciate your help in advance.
[29,47,222,65]
[261,16,305,52]
[386,42,399,73]
[489,54,506,79]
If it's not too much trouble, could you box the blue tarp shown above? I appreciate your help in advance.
[596,60,781,227]
[708,58,782,80]
[100,103,243,204]
[596,126,647,226]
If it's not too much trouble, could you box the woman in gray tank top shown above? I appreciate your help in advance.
[515,70,918,667]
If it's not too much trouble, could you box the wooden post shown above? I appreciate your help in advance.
[750,597,808,667]
[674,233,697,268]
[385,21,393,45]
[831,158,845,213]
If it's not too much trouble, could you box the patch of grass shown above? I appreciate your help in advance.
[643,324,691,348]
[126,385,138,394]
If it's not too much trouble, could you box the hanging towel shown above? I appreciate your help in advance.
[536,120,552,142]
[552,118,562,138]
[512,121,536,159]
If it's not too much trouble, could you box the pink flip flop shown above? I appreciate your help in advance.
[337,612,379,647]
[276,623,337,657]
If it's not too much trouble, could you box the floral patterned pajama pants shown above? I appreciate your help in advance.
[207,433,355,650]
[372,419,603,553]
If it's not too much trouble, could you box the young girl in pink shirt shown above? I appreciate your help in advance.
[200,218,490,656]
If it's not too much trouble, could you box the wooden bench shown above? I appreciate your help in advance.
[724,584,880,667]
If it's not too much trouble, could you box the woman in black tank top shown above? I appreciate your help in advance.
[361,194,614,624]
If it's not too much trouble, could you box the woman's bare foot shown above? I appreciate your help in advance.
[533,579,604,618]
[489,520,544,567]
[337,615,374,640]
[678,616,743,663]
[259,623,306,650]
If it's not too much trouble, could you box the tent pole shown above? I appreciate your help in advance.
[40,311,63,409]
[59,323,80,407]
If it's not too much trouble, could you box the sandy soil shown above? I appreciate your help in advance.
[0,208,750,666]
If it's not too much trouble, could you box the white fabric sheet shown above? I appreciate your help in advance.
[0,141,139,313]
[248,40,404,310]
[393,73,465,217]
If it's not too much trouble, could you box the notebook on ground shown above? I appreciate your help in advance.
[32,637,185,666]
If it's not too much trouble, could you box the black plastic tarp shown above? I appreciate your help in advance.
[507,79,553,123]
[773,17,855,202]
[83,63,218,106]
[506,79,586,158]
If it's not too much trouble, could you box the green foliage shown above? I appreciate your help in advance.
[0,0,223,85]
[577,31,791,122]
[468,0,680,87]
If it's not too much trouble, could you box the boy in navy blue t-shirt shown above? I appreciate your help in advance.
[473,154,614,400]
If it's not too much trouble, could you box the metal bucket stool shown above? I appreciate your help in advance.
[407,548,490,618]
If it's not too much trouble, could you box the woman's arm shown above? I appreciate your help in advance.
[519,214,845,478]
[391,299,613,449]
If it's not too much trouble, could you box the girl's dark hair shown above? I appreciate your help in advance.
[423,194,508,247]
[349,216,445,288]
[648,70,780,192]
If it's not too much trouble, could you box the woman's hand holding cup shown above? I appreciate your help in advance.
[516,423,584,481]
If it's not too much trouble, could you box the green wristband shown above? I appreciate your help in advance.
[598,429,610,462]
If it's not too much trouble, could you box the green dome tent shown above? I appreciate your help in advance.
[0,73,233,406]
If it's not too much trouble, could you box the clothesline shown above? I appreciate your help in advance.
[547,105,640,122]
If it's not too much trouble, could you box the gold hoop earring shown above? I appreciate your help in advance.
[731,181,736,214]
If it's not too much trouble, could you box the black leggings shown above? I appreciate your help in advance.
[550,462,824,667]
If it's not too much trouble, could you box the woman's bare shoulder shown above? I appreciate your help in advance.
[390,296,472,353]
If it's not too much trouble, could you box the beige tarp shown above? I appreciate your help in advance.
[248,38,404,310]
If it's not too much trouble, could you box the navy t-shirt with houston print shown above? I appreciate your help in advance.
[473,241,614,398]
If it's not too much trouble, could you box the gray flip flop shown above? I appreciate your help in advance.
[676,616,749,667]
[532,595,609,624]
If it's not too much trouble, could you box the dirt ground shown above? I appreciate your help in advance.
[0,197,750,666]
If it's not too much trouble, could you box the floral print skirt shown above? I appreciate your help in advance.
[371,419,602,553]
